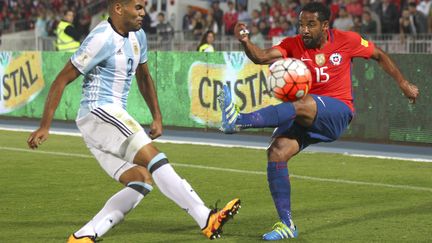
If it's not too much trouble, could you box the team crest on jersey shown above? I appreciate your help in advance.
[315,53,325,66]
[329,53,342,66]
[133,43,139,55]
[77,52,90,66]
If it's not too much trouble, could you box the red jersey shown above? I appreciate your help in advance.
[273,29,375,111]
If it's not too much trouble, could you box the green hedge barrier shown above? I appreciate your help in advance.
[1,51,430,144]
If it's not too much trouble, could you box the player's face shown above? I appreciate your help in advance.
[122,0,146,31]
[298,11,329,49]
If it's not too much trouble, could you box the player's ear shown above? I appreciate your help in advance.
[114,2,123,15]
[322,20,329,31]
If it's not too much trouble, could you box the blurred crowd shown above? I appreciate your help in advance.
[1,0,432,46]
[179,0,432,48]
[0,0,94,41]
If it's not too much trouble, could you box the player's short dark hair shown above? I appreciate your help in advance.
[301,2,331,22]
[107,0,130,7]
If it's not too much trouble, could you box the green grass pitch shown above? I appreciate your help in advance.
[0,130,431,242]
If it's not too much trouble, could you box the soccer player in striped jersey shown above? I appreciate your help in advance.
[218,2,418,241]
[27,0,240,242]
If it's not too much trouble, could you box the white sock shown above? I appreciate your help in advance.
[74,187,146,238]
[152,163,211,228]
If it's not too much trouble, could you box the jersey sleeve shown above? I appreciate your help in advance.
[272,37,296,58]
[136,30,148,64]
[345,31,375,59]
[71,29,113,75]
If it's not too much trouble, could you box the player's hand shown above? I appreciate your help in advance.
[148,119,162,140]
[27,127,49,149]
[234,22,249,43]
[399,80,419,103]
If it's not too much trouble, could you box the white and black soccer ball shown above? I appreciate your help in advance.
[267,58,312,102]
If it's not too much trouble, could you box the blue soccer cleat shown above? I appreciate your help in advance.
[217,84,240,134]
[262,221,298,241]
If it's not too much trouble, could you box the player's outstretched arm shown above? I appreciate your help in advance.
[370,46,419,103]
[136,63,162,139]
[27,61,80,149]
[234,22,282,65]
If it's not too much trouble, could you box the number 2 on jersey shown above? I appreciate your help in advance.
[314,66,329,83]
[127,58,133,77]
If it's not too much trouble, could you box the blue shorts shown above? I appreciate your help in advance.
[272,95,353,150]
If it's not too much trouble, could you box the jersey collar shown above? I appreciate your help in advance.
[108,18,129,38]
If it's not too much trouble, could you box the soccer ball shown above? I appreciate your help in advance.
[267,58,312,102]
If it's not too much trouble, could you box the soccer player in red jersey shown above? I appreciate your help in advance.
[218,2,419,241]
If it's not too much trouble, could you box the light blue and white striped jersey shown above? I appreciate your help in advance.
[71,20,148,118]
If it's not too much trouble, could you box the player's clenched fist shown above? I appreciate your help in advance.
[400,80,419,103]
[234,22,249,42]
[27,128,49,149]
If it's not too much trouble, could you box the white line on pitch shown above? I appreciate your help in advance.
[1,146,431,193]
[1,127,432,163]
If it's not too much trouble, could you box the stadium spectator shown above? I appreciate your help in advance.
[346,0,364,17]
[267,19,284,38]
[223,0,238,35]
[260,2,271,18]
[373,0,400,33]
[328,0,341,27]
[360,10,378,36]
[75,9,91,40]
[55,9,80,52]
[35,9,48,39]
[156,12,174,49]
[416,0,432,16]
[251,9,262,26]
[182,5,194,32]
[141,8,152,33]
[191,11,206,39]
[333,6,354,30]
[281,20,296,36]
[46,9,59,37]
[269,0,283,16]
[250,25,265,48]
[363,5,382,33]
[408,2,428,33]
[211,0,224,33]
[238,4,252,26]
[148,4,158,33]
[400,7,416,36]
[429,7,432,32]
[352,15,362,32]
[280,1,297,22]
[0,6,9,32]
[197,30,216,52]
[206,11,219,34]
[258,19,270,37]
[267,8,279,27]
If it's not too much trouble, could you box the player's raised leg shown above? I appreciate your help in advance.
[218,84,311,134]
[133,146,241,239]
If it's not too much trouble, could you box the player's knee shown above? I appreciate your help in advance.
[119,166,153,186]
[267,145,289,161]
[267,139,298,161]
[293,95,317,117]
[147,152,169,174]
[127,181,153,196]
